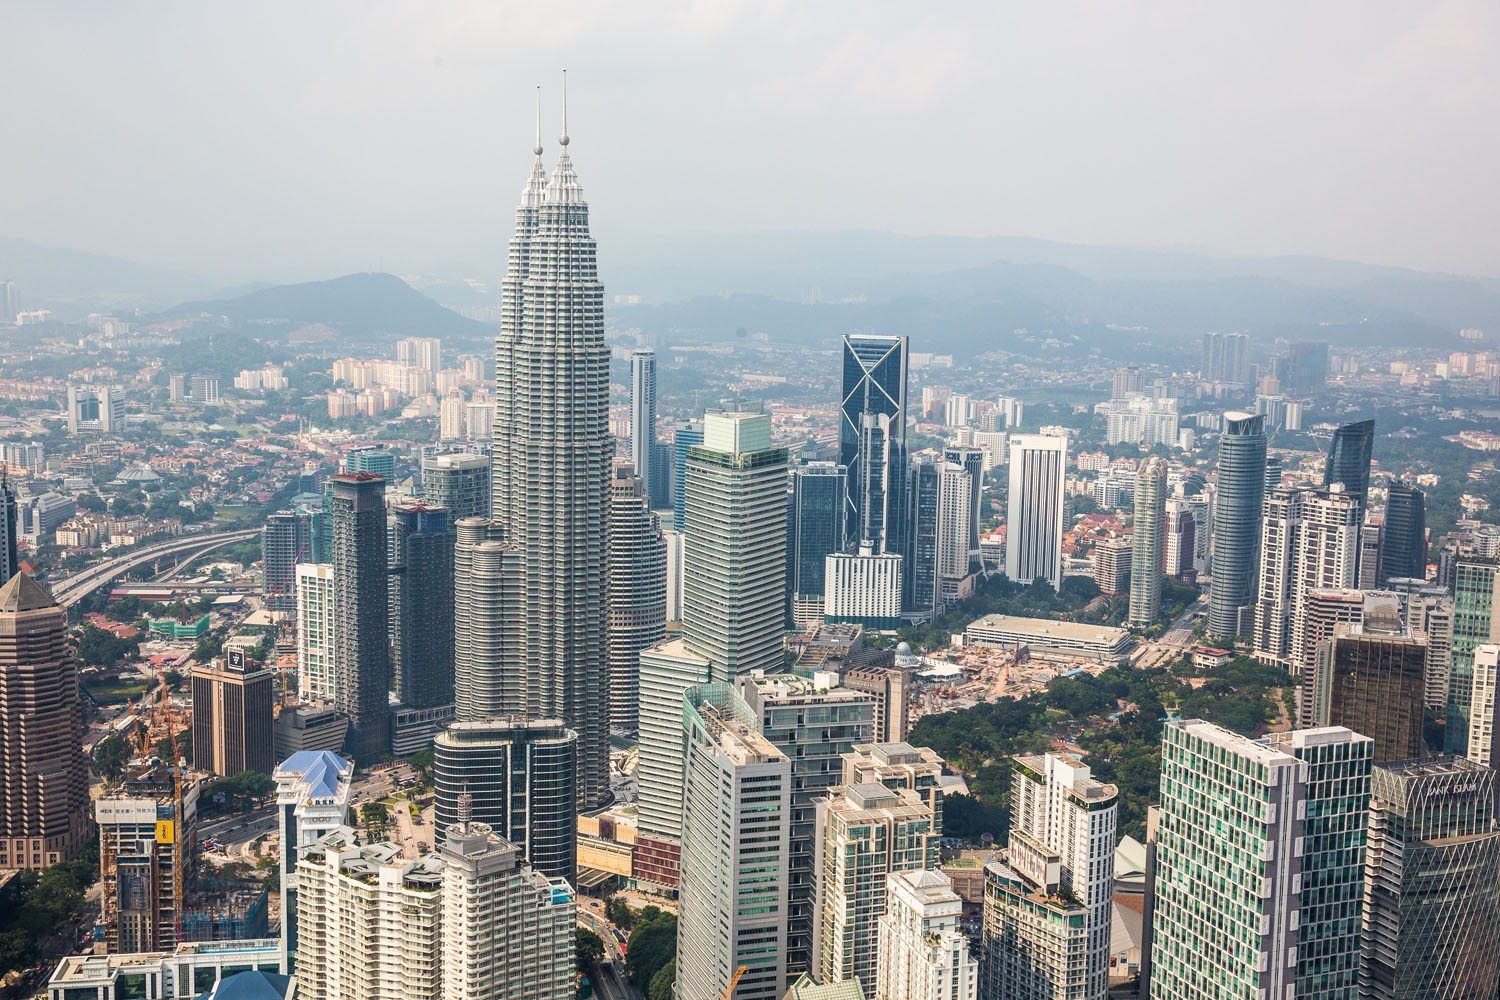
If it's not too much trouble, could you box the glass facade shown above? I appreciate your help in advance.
[840,335,908,557]
[1208,412,1266,639]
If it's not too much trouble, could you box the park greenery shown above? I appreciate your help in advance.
[0,845,98,976]
[911,655,1291,841]
[624,905,677,998]
[74,623,141,668]
[575,928,604,972]
[205,771,276,814]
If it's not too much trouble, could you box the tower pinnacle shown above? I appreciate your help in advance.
[559,68,569,147]
[533,85,543,157]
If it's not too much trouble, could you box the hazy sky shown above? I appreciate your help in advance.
[6,1,1500,282]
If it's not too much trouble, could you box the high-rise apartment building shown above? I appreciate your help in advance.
[1323,419,1375,515]
[96,762,199,953]
[0,574,89,870]
[935,460,974,594]
[1448,559,1500,755]
[419,451,490,521]
[1468,645,1500,769]
[388,500,454,711]
[1208,411,1268,639]
[263,509,313,612]
[1201,331,1250,385]
[294,829,443,1000]
[841,335,909,556]
[432,718,577,884]
[439,820,576,1000]
[942,445,984,570]
[1311,599,1428,763]
[396,336,442,374]
[741,672,876,979]
[1128,456,1167,628]
[878,869,979,1000]
[677,685,793,1000]
[814,781,939,996]
[792,462,847,615]
[491,125,612,808]
[1380,483,1427,583]
[1163,498,1197,580]
[329,473,390,761]
[1360,756,1500,1000]
[1254,486,1362,682]
[981,753,1117,1000]
[629,348,658,505]
[191,645,274,777]
[1005,434,1066,590]
[1151,722,1372,1000]
[606,459,666,734]
[451,517,521,722]
[274,750,353,965]
[295,564,336,703]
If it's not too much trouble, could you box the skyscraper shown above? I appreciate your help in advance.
[1360,757,1500,999]
[672,421,704,532]
[904,458,940,618]
[878,870,979,1000]
[344,445,395,479]
[606,459,666,734]
[676,684,792,1000]
[1207,412,1267,639]
[942,445,985,570]
[840,335,908,555]
[263,509,313,612]
[274,750,353,966]
[1005,433,1067,590]
[1151,722,1372,1000]
[387,500,454,710]
[791,461,847,615]
[629,348,658,505]
[1323,418,1375,515]
[491,108,612,808]
[1201,331,1250,385]
[1380,483,1428,582]
[432,718,578,884]
[419,451,490,521]
[191,646,275,777]
[295,563,336,702]
[329,473,391,761]
[0,472,16,588]
[451,517,521,723]
[1128,456,1167,628]
[1447,559,1500,755]
[1163,498,1196,580]
[0,574,89,870]
[1311,599,1428,763]
[935,460,974,601]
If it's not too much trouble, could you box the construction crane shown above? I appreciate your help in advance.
[721,966,748,1000]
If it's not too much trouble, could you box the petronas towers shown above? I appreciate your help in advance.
[484,102,612,809]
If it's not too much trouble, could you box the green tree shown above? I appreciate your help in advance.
[576,928,605,971]
[648,958,676,1000]
[626,911,678,992]
[93,733,132,781]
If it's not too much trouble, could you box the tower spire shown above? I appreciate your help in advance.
[559,68,569,147]
[533,84,543,158]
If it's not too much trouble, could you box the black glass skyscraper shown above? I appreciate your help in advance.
[1324,419,1374,511]
[330,473,391,761]
[388,500,454,709]
[840,335,908,556]
[791,462,846,601]
[0,472,17,588]
[1380,484,1427,583]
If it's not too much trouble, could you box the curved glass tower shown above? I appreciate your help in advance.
[1208,412,1267,639]
[1324,419,1374,511]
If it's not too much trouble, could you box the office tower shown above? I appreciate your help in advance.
[814,782,939,995]
[1324,418,1375,515]
[65,383,119,434]
[1152,722,1372,1000]
[439,821,576,1000]
[1207,412,1268,639]
[396,335,442,374]
[295,564,336,702]
[878,869,979,1000]
[635,638,712,890]
[1254,486,1362,679]
[791,462,847,614]
[275,703,349,762]
[0,574,89,870]
[1358,517,1385,589]
[1128,456,1168,628]
[166,372,186,401]
[629,348,658,503]
[606,459,666,735]
[980,753,1117,1000]
[681,411,788,682]
[1293,588,1366,726]
[1285,341,1330,391]
[1005,434,1067,590]
[1311,598,1428,763]
[343,445,395,479]
[1201,331,1250,384]
[663,527,685,621]
[97,762,199,953]
[677,684,792,1000]
[1092,536,1132,596]
[191,646,275,777]
[0,281,14,324]
[1,472,18,588]
[294,829,443,1000]
[943,393,971,428]
[841,334,909,555]
[329,473,391,761]
[904,458,940,618]
[263,509,312,612]
[1469,646,1500,768]
[672,421,703,531]
[189,374,222,403]
[742,672,876,980]
[1447,559,1500,754]
[387,500,454,712]
[491,124,612,809]
[942,445,984,569]
[274,750,353,964]
[1361,756,1500,999]
[1163,498,1196,579]
[432,718,577,883]
[452,517,521,722]
[824,542,904,627]
[1380,483,1427,582]
[419,451,490,521]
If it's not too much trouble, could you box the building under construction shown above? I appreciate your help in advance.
[95,759,201,953]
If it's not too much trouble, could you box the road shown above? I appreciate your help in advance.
[50,527,261,607]
[579,903,641,1000]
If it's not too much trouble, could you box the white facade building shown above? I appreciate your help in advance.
[1006,434,1067,590]
[876,869,978,1000]
[295,564,337,702]
[825,542,904,626]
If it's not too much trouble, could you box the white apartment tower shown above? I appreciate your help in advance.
[876,869,979,1000]
[1127,457,1167,628]
[1005,434,1067,590]
[295,564,336,702]
[273,750,354,968]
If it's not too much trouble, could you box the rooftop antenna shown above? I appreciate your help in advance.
[533,84,544,157]
[559,68,569,147]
